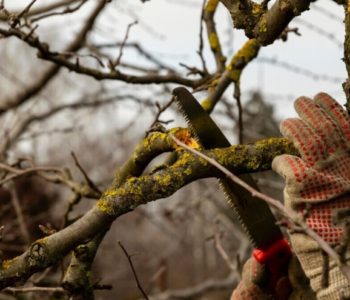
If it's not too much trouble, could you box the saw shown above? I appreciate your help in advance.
[173,87,291,293]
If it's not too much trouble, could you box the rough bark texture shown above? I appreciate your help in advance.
[0,134,297,288]
[220,0,311,45]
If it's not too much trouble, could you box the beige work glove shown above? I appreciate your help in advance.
[272,93,350,299]
[231,254,315,300]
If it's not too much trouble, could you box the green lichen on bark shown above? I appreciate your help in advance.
[212,137,297,172]
[112,129,183,186]
[98,137,297,217]
[201,98,212,111]
[226,39,261,82]
[0,133,298,289]
[1,258,15,270]
[220,0,311,45]
[209,32,220,51]
[258,15,268,33]
[220,0,264,37]
[97,149,196,216]
[204,0,226,70]
[205,0,219,13]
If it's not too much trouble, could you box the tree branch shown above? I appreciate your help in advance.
[202,39,260,113]
[220,0,311,45]
[0,26,208,88]
[0,0,81,21]
[203,0,226,72]
[0,0,108,114]
[0,133,297,288]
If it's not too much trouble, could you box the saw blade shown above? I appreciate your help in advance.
[173,87,283,248]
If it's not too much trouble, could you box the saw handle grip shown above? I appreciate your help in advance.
[253,238,292,297]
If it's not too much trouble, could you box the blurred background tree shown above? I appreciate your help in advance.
[0,0,347,299]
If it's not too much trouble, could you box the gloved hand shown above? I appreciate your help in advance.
[272,93,350,299]
[231,254,315,300]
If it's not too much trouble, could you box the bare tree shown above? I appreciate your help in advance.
[0,0,347,299]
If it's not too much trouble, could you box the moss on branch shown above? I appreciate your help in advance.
[220,0,311,45]
[204,0,226,71]
[60,129,182,297]
[97,137,297,217]
[205,0,219,13]
[112,128,180,186]
[202,39,261,113]
[226,39,260,82]
[0,135,297,288]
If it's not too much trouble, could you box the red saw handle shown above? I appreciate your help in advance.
[253,238,292,296]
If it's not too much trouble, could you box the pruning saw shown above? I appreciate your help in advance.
[173,87,291,294]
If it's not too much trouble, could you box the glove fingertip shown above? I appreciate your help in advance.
[272,155,292,177]
[293,96,312,112]
[314,92,350,143]
[279,118,298,138]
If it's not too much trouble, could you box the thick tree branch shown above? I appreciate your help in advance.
[202,39,260,113]
[60,126,176,298]
[62,232,105,299]
[204,0,226,72]
[0,133,297,288]
[220,0,311,45]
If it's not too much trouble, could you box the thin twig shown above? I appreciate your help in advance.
[19,126,82,141]
[17,0,38,20]
[118,241,149,300]
[233,81,243,144]
[32,267,53,285]
[294,18,342,48]
[258,56,343,83]
[0,25,204,87]
[8,182,30,245]
[0,163,63,186]
[0,162,100,199]
[59,51,105,67]
[4,286,65,294]
[94,42,176,73]
[71,151,102,195]
[62,194,81,228]
[214,232,236,271]
[111,21,138,69]
[197,0,208,75]
[31,0,87,23]
[148,96,175,130]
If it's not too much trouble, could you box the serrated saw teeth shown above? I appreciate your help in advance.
[220,181,257,246]
[173,86,284,248]
[174,98,202,143]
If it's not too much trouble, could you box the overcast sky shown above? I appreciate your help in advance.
[111,0,345,119]
[5,0,346,120]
